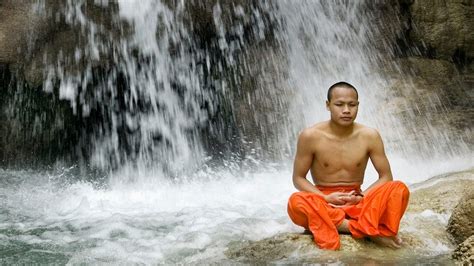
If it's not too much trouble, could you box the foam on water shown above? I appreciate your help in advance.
[1,167,468,263]
[0,168,298,263]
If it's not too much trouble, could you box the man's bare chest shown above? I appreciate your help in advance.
[314,139,369,169]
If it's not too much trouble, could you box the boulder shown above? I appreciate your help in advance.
[452,235,474,264]
[447,189,474,244]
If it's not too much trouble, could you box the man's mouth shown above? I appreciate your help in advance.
[341,117,352,120]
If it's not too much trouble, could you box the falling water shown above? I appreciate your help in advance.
[277,0,473,184]
[41,0,210,176]
[0,0,472,264]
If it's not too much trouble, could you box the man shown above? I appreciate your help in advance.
[287,81,409,250]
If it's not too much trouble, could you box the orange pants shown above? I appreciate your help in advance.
[287,181,409,250]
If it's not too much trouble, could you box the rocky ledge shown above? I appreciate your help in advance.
[225,169,474,264]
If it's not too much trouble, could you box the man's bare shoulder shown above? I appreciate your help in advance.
[354,123,382,140]
[299,122,329,140]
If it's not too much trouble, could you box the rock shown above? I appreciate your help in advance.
[225,233,371,263]
[408,0,474,59]
[225,232,368,262]
[225,233,314,262]
[226,231,434,264]
[447,189,474,244]
[398,57,460,83]
[452,235,474,264]
[407,171,474,213]
[0,2,39,63]
[381,56,474,152]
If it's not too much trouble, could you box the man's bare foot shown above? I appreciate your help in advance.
[369,235,402,249]
[337,219,351,234]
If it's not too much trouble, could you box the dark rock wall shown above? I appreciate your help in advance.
[0,0,285,169]
[0,1,120,168]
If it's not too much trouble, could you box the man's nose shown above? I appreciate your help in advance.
[342,105,350,113]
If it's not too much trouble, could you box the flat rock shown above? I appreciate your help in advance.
[225,231,429,264]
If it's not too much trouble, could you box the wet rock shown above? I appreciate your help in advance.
[407,174,474,213]
[447,189,474,244]
[225,233,314,262]
[452,235,474,264]
[226,231,432,263]
[225,233,371,263]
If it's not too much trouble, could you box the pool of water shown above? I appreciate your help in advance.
[0,165,467,264]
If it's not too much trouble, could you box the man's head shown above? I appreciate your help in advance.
[327,81,358,102]
[326,82,359,126]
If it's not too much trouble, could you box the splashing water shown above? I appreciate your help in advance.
[276,0,473,184]
[42,0,211,175]
[36,0,472,180]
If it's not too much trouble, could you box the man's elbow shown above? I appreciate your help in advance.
[292,177,299,189]
[292,176,304,189]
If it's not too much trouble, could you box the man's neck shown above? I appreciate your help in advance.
[328,120,355,138]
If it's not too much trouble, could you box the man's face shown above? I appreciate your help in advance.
[326,87,359,126]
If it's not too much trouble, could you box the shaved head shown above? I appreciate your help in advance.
[327,82,358,101]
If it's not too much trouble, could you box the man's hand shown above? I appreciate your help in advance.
[341,190,364,206]
[324,192,351,205]
[325,190,363,207]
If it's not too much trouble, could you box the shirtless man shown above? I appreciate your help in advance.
[287,82,409,250]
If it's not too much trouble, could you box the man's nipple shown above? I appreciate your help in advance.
[324,162,329,167]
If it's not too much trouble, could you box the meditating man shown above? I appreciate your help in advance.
[287,81,410,250]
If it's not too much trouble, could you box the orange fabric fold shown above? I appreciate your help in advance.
[287,181,409,250]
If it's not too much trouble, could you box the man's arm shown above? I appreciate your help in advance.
[292,130,346,205]
[292,130,321,194]
[362,129,393,195]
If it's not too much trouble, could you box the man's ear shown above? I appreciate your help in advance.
[326,100,330,111]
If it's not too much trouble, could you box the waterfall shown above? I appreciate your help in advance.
[1,1,472,264]
[39,0,211,176]
[34,0,290,178]
[9,0,468,182]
